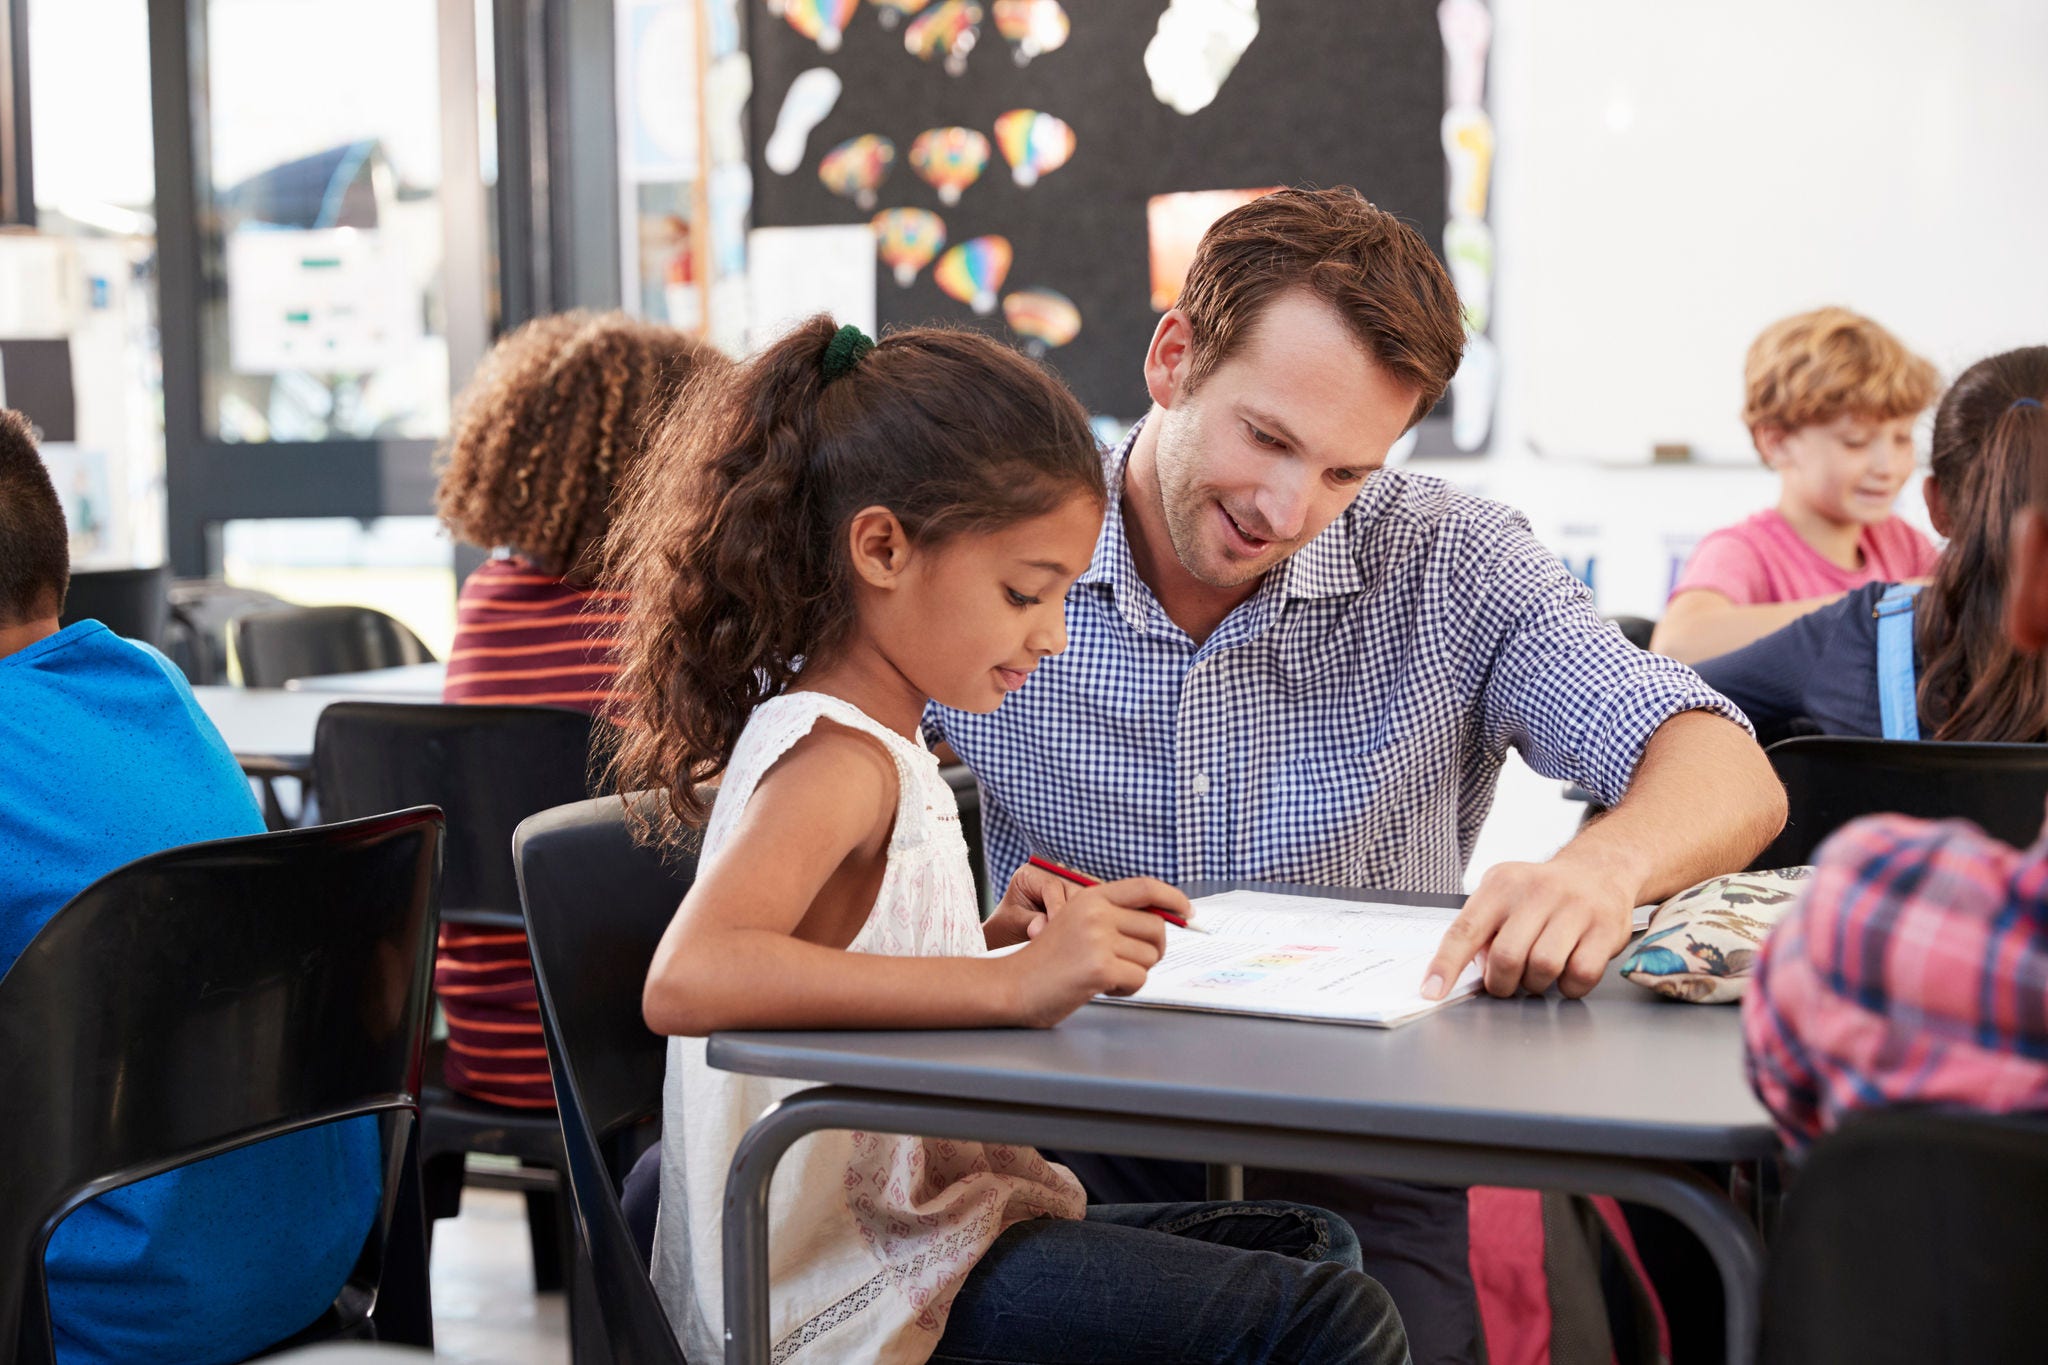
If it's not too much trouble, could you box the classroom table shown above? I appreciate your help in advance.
[711,882,1777,1365]
[285,662,447,697]
[193,685,355,775]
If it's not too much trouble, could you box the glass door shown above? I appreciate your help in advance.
[152,0,493,580]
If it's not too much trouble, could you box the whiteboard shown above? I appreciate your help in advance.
[1512,0,2048,464]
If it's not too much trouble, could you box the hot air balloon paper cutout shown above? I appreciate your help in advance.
[764,68,842,175]
[870,0,932,28]
[780,0,858,51]
[909,126,990,206]
[905,0,982,76]
[992,109,1075,188]
[934,236,1012,314]
[818,134,896,210]
[872,208,947,286]
[992,0,1068,65]
[1002,287,1081,355]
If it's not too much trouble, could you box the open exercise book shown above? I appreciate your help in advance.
[1091,890,1660,1028]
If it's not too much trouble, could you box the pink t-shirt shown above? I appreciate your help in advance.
[1670,509,1938,605]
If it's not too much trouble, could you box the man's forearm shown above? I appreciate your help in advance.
[1561,709,1787,904]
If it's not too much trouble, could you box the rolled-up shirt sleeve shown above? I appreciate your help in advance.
[1474,523,1753,808]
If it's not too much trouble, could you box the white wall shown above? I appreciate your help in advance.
[1501,0,2048,466]
[1408,0,2038,619]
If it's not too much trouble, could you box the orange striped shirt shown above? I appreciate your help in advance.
[438,556,624,1108]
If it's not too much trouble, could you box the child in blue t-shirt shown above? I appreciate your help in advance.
[0,408,379,1365]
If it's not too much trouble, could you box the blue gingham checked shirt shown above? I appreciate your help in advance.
[928,421,1750,896]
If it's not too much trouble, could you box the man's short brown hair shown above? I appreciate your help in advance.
[0,409,69,622]
[1742,307,1940,446]
[1174,187,1466,429]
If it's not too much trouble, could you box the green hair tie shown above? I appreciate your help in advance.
[821,324,875,383]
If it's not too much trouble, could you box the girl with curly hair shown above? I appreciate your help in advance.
[433,310,718,1108]
[607,315,1407,1365]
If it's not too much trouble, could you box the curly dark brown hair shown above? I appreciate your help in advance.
[435,311,721,579]
[602,315,1104,849]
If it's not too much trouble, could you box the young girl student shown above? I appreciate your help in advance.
[433,311,718,1109]
[1696,347,2048,743]
[604,317,1410,1365]
[1652,307,1942,663]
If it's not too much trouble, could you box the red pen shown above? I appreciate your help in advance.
[1025,856,1209,933]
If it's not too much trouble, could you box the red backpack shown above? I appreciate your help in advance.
[1469,1187,1672,1365]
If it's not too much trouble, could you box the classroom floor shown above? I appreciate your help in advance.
[431,1189,569,1364]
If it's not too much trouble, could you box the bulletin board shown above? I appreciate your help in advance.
[745,0,1461,447]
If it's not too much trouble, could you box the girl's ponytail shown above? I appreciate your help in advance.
[605,317,844,837]
[603,313,1102,850]
[1914,346,2048,742]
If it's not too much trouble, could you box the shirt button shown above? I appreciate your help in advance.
[1192,773,1210,796]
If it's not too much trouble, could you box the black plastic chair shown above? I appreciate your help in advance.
[164,580,298,685]
[1608,614,1658,651]
[232,605,436,687]
[1750,735,2048,869]
[311,702,602,1309]
[58,565,171,648]
[517,794,698,1365]
[1760,1108,2048,1364]
[0,808,443,1365]
[941,763,993,917]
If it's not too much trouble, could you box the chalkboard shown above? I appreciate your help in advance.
[746,0,1454,443]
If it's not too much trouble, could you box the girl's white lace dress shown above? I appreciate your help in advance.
[650,691,1085,1364]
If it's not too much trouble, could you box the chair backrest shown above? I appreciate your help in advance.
[315,702,599,921]
[1751,735,2048,868]
[1607,614,1657,651]
[164,580,297,684]
[516,795,697,1365]
[0,808,444,1365]
[1761,1108,2048,1365]
[232,605,436,687]
[58,565,171,648]
[940,763,992,916]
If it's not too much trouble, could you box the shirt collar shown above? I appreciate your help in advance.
[1080,416,1371,612]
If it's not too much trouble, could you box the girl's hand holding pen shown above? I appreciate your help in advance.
[1003,877,1188,1028]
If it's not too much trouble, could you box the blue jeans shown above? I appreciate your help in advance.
[930,1201,1411,1364]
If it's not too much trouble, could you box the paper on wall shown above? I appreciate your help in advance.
[1144,0,1259,116]
[622,0,702,180]
[224,229,423,375]
[746,225,877,350]
[765,68,842,175]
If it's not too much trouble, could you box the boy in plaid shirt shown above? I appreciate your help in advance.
[1745,381,2048,1151]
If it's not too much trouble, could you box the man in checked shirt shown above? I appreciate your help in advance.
[928,188,1788,1363]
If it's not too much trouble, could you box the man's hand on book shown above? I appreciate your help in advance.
[1422,854,1635,1001]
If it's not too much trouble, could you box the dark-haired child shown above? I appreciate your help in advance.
[433,310,719,1108]
[0,408,378,1365]
[607,318,1409,1364]
[1746,388,2048,1149]
[1697,348,2048,743]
